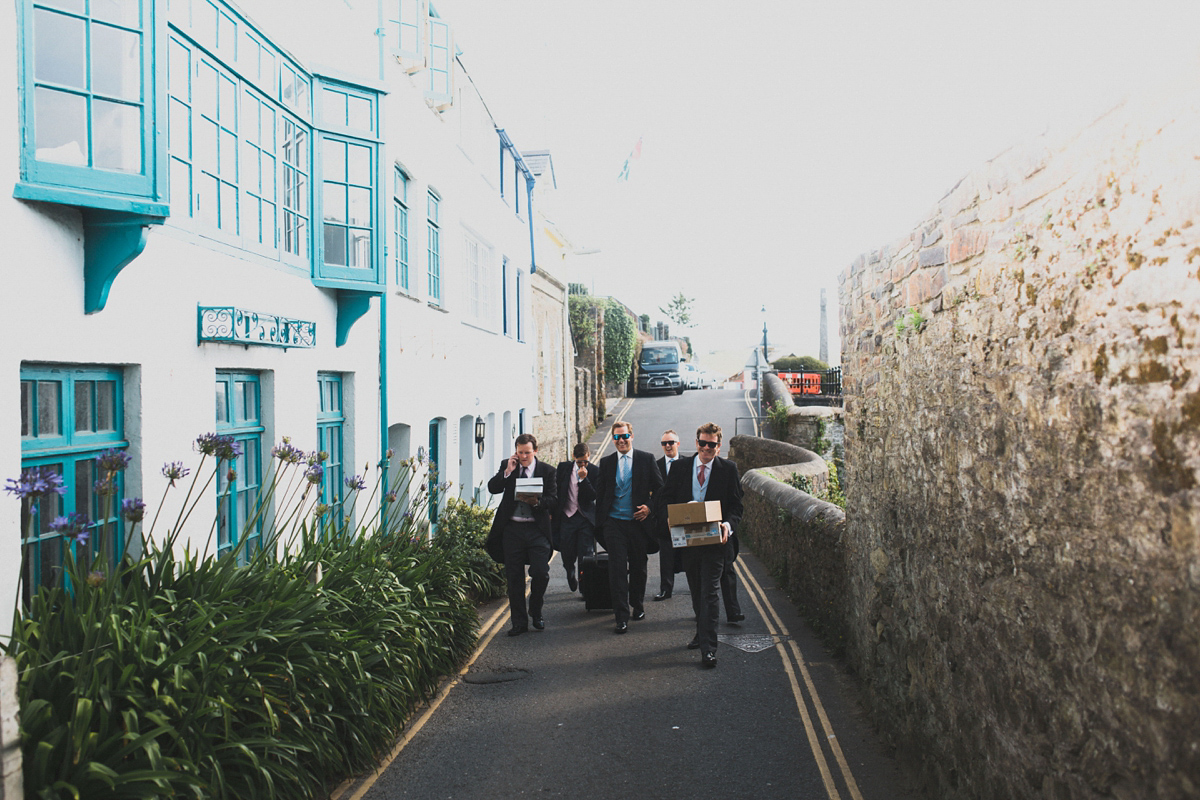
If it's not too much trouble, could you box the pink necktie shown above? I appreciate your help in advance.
[698,463,706,486]
[563,467,579,516]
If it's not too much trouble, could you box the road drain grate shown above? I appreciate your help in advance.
[717,633,790,653]
[462,666,531,684]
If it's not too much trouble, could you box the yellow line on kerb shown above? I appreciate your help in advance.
[735,559,865,800]
[742,387,760,436]
[593,397,635,461]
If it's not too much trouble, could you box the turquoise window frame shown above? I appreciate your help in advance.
[501,256,509,336]
[388,0,425,63]
[215,371,264,564]
[19,364,127,604]
[425,16,452,107]
[427,189,441,304]
[393,167,410,292]
[16,0,166,209]
[316,373,345,523]
[313,78,384,290]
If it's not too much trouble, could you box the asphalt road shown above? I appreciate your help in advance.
[337,388,923,800]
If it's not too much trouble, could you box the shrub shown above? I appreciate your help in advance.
[784,460,846,509]
[430,498,504,602]
[772,355,828,372]
[6,443,487,800]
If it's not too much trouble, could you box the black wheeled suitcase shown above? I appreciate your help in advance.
[579,551,612,611]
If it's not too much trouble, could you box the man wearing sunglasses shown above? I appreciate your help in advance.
[655,422,744,667]
[594,420,664,634]
[653,431,684,601]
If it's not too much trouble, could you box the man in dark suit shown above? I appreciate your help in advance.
[485,433,558,636]
[653,430,684,601]
[655,422,744,667]
[594,420,663,634]
[553,442,597,592]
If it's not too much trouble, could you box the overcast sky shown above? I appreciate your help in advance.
[436,0,1200,365]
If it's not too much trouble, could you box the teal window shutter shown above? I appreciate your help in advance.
[425,17,452,107]
[215,371,264,564]
[390,0,426,65]
[393,167,410,292]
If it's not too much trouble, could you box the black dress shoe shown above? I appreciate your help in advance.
[687,637,700,650]
[701,652,717,668]
[531,617,545,630]
[653,591,672,601]
[567,571,578,591]
[727,613,745,623]
[615,621,629,634]
[632,610,646,621]
[508,625,528,637]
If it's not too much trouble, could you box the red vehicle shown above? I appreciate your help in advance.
[777,371,822,396]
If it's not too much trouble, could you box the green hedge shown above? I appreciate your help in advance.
[6,445,500,800]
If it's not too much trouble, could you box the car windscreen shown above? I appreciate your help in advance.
[640,348,679,366]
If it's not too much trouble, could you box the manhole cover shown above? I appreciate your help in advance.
[717,633,790,653]
[462,666,531,684]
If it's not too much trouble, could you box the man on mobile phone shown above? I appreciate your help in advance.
[553,442,598,592]
[486,433,558,636]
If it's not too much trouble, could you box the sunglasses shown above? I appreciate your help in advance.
[660,440,679,447]
[612,433,631,440]
[696,440,719,449]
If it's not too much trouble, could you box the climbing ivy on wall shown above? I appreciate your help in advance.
[568,295,597,351]
[603,300,637,386]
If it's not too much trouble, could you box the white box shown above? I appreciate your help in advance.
[669,522,723,548]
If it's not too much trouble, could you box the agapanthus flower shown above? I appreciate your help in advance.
[93,477,116,497]
[344,474,368,492]
[304,464,325,485]
[121,497,146,523]
[384,490,398,504]
[5,467,67,500]
[227,469,238,483]
[86,571,106,587]
[49,511,90,543]
[95,448,132,473]
[162,461,190,487]
[272,438,305,464]
[195,433,242,461]
[313,503,330,517]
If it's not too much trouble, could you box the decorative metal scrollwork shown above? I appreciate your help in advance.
[197,306,317,349]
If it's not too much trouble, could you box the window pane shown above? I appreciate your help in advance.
[323,138,345,179]
[75,380,94,432]
[34,9,85,89]
[350,229,370,268]
[91,24,142,102]
[168,97,191,156]
[323,183,346,223]
[38,381,61,437]
[240,381,257,422]
[92,99,142,172]
[220,180,238,231]
[21,382,33,438]
[347,95,371,132]
[91,0,140,26]
[96,381,116,431]
[241,140,259,189]
[170,157,192,215]
[348,186,370,226]
[196,117,216,169]
[198,172,218,227]
[39,536,64,590]
[215,379,228,423]
[260,152,275,196]
[38,0,85,12]
[321,88,346,127]
[347,144,370,185]
[75,458,94,520]
[34,88,88,165]
[218,129,237,177]
[324,225,347,265]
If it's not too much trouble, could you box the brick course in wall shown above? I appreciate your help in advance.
[837,95,1200,799]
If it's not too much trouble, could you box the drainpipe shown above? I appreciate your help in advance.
[376,0,390,502]
[526,177,537,274]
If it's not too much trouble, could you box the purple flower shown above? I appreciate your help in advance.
[162,461,190,487]
[195,433,242,461]
[95,448,132,473]
[304,464,325,485]
[344,474,368,492]
[86,570,106,587]
[49,511,90,543]
[384,490,398,504]
[271,438,305,464]
[5,467,67,500]
[121,497,146,523]
[93,477,117,497]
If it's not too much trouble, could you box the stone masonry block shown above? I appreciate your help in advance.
[949,227,989,264]
[919,246,947,268]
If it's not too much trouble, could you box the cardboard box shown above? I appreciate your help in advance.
[515,477,543,495]
[667,500,722,527]
[670,522,724,548]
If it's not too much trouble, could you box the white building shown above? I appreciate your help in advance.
[1,0,541,634]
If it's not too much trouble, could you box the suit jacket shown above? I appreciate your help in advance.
[654,456,680,538]
[552,459,597,537]
[594,448,664,553]
[656,454,744,554]
[484,458,559,563]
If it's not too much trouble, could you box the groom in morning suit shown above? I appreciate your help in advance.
[485,433,558,636]
[594,420,664,634]
[656,422,743,667]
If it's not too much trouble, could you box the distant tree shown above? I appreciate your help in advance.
[659,292,694,328]
[568,282,589,296]
[569,295,598,350]
[772,355,829,372]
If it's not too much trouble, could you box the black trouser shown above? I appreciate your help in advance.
[503,520,550,628]
[657,532,681,593]
[683,542,724,655]
[603,517,648,623]
[558,513,595,577]
[720,537,741,617]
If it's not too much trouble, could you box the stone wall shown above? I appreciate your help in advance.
[838,95,1200,799]
[1,657,20,800]
[572,366,598,448]
[532,269,572,464]
[727,434,828,495]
